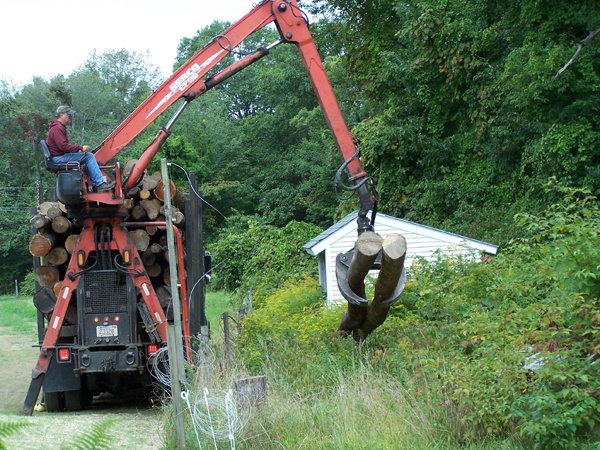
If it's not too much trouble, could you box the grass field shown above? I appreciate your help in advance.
[205,290,236,324]
[0,295,37,334]
[0,295,39,414]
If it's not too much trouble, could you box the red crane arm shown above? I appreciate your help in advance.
[93,1,275,164]
[94,0,376,217]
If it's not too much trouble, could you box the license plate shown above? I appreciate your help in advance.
[96,325,119,337]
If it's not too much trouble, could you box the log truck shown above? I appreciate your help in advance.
[23,0,403,415]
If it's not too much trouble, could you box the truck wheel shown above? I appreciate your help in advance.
[44,391,64,412]
[64,389,84,411]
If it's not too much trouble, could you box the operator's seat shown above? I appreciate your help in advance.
[38,140,67,172]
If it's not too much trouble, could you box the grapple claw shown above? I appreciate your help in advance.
[335,248,369,307]
[336,248,407,307]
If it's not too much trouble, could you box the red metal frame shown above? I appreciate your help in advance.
[81,162,125,205]
[122,221,192,362]
[31,217,170,377]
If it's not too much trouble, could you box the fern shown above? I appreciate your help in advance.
[60,418,117,450]
[0,421,30,450]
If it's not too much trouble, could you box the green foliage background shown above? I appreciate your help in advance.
[0,1,597,447]
[1,0,598,292]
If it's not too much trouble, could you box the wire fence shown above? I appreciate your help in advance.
[0,184,43,211]
[0,183,44,294]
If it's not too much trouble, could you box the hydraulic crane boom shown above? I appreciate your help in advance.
[93,0,377,230]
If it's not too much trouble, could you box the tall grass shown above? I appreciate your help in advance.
[205,290,236,323]
[238,362,443,449]
[173,344,520,450]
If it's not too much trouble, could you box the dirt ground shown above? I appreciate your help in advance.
[0,329,165,449]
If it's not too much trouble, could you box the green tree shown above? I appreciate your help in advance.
[308,0,600,244]
[171,20,348,231]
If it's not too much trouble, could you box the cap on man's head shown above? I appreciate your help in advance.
[56,105,75,117]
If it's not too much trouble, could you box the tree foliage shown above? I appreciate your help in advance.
[0,50,159,291]
[0,1,598,295]
[308,0,600,244]
[210,219,321,301]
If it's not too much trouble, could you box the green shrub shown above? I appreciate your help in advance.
[20,271,36,296]
[210,220,321,301]
[396,187,600,447]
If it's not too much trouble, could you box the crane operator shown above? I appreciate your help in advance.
[46,105,115,193]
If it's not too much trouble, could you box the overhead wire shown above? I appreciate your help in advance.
[167,162,228,220]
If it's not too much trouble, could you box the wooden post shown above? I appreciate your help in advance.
[234,375,268,410]
[223,312,231,364]
[166,326,186,449]
[161,159,186,449]
[185,172,207,338]
[33,181,45,344]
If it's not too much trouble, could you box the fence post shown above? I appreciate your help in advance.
[222,312,231,364]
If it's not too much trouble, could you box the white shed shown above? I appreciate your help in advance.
[303,211,498,304]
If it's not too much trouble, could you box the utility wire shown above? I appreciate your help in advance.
[167,162,228,220]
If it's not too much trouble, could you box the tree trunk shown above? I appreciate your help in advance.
[129,229,150,252]
[53,281,62,297]
[338,231,382,337]
[45,204,63,220]
[29,214,50,230]
[64,234,80,254]
[156,285,171,308]
[146,225,158,236]
[131,205,147,221]
[126,186,141,199]
[173,211,185,227]
[146,262,162,278]
[149,243,164,254]
[140,199,161,220]
[35,266,60,289]
[46,246,69,266]
[142,250,157,266]
[51,216,72,234]
[359,234,406,337]
[38,201,56,217]
[123,159,139,181]
[154,180,176,202]
[142,173,161,191]
[163,266,171,286]
[123,198,136,210]
[29,231,57,257]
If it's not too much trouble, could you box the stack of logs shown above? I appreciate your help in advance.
[29,167,186,320]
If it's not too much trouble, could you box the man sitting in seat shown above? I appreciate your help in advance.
[46,105,115,193]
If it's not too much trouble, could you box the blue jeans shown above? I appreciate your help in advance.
[51,152,105,187]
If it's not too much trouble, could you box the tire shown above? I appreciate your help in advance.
[64,389,84,411]
[44,391,64,412]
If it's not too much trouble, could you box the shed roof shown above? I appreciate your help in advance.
[303,211,498,256]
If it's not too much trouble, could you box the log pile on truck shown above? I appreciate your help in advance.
[29,167,187,330]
